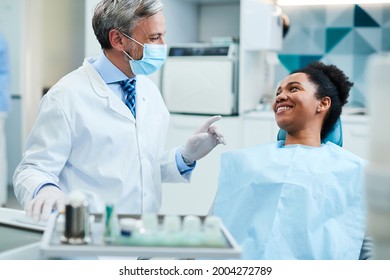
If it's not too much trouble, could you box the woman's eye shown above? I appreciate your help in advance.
[290,87,299,92]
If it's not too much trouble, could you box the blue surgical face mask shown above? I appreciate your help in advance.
[122,33,167,76]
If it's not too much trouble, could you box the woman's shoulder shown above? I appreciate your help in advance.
[324,141,367,165]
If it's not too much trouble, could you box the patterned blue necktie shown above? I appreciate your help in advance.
[119,79,136,118]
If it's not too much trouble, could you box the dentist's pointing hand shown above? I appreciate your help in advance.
[181,115,226,164]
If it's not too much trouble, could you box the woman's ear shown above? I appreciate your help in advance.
[317,96,331,113]
[109,29,125,51]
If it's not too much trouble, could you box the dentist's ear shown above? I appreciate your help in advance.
[109,29,126,51]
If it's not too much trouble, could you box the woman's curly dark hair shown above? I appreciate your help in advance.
[291,61,353,140]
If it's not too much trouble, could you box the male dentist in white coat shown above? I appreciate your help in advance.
[13,0,225,222]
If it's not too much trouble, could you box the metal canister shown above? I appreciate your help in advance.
[61,191,91,245]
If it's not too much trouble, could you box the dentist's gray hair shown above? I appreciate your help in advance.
[92,0,163,49]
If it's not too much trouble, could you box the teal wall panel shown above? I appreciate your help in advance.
[277,4,390,108]
[354,5,380,27]
[326,28,352,52]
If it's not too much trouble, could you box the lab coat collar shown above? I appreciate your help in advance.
[83,58,137,122]
[93,53,129,84]
[87,55,148,123]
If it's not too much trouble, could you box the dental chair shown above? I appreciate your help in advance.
[277,118,343,146]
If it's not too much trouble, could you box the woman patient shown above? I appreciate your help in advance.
[213,62,370,259]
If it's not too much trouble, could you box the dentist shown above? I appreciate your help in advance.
[13,0,225,221]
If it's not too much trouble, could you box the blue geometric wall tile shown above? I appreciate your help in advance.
[352,55,370,82]
[322,54,354,81]
[282,5,326,27]
[281,28,324,54]
[353,56,371,108]
[325,54,366,107]
[299,55,323,68]
[355,28,382,52]
[280,28,302,54]
[278,55,301,72]
[382,28,390,50]
[326,4,354,27]
[274,63,289,84]
[384,7,390,26]
[325,27,352,53]
[312,28,326,53]
[301,27,325,53]
[348,84,366,108]
[358,4,383,25]
[354,5,380,27]
[278,54,322,73]
[277,4,390,108]
[299,6,326,27]
[322,54,358,106]
[353,30,377,54]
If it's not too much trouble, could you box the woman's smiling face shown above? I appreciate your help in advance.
[273,72,321,134]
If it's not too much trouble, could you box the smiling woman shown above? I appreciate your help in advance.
[212,62,371,260]
[273,74,326,146]
[273,62,353,147]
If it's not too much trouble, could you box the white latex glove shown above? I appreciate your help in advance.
[181,115,226,164]
[26,186,68,222]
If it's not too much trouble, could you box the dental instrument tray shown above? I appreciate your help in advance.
[40,213,241,259]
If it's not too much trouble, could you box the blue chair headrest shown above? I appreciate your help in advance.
[277,118,343,146]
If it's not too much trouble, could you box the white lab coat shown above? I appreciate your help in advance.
[13,58,190,214]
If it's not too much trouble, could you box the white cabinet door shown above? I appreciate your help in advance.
[243,111,279,148]
[243,118,278,147]
[342,118,370,160]
[160,114,243,216]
